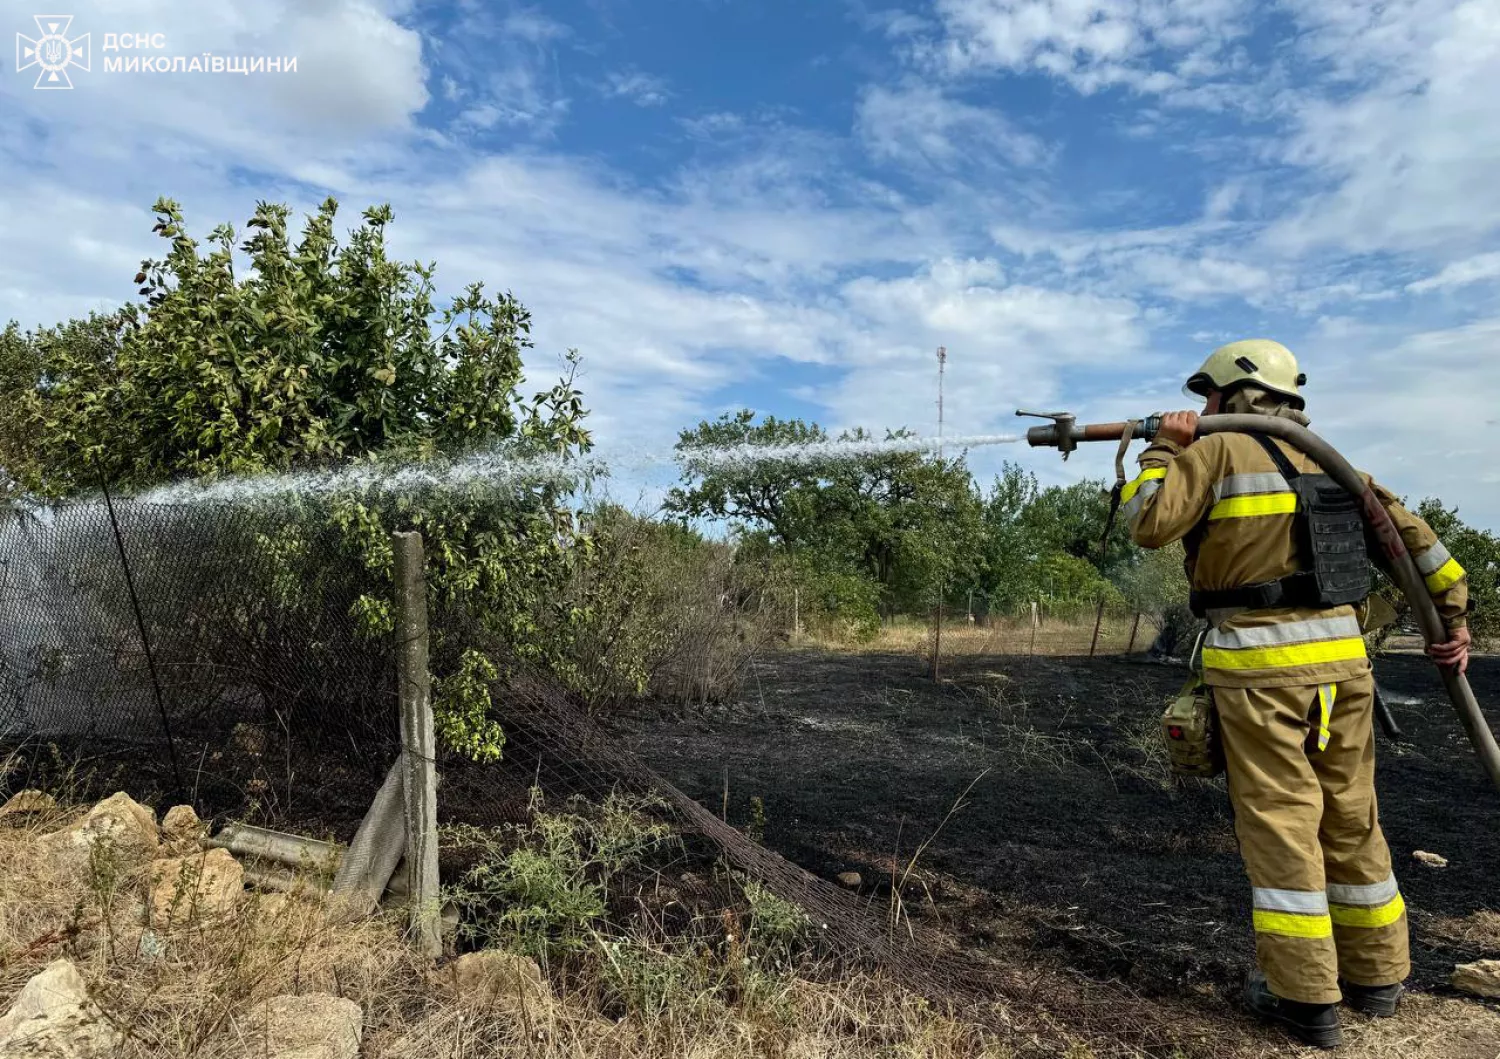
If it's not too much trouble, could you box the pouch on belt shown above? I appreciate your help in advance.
[1160,628,1224,778]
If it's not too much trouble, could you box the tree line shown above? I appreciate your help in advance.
[1,197,1493,758]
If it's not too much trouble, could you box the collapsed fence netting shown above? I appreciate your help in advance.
[0,499,1199,1056]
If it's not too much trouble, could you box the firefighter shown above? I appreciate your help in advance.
[1125,339,1471,1049]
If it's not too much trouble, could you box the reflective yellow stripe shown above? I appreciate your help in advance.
[1254,909,1333,938]
[1208,492,1298,520]
[1316,684,1336,751]
[1122,467,1166,504]
[1330,894,1405,929]
[1203,637,1367,671]
[1424,558,1465,594]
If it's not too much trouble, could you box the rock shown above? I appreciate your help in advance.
[161,805,204,846]
[835,871,863,890]
[0,959,122,1058]
[243,995,362,1059]
[38,792,158,872]
[447,951,551,1010]
[0,791,57,821]
[150,848,244,928]
[1452,960,1500,999]
[1414,850,1449,869]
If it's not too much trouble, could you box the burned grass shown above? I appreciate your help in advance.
[619,642,1500,1056]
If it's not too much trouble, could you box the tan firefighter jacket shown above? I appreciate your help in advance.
[1125,430,1469,689]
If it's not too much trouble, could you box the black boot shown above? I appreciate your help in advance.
[1341,979,1403,1017]
[1244,971,1343,1049]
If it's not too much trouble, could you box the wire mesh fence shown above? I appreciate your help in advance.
[0,496,1195,1049]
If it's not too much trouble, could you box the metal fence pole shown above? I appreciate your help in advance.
[931,595,943,682]
[1089,597,1106,658]
[1127,612,1142,654]
[392,531,441,957]
[98,474,186,804]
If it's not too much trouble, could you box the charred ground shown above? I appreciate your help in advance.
[618,639,1500,1048]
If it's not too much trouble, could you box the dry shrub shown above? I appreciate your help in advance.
[567,505,785,708]
[371,971,1013,1059]
[0,797,1013,1059]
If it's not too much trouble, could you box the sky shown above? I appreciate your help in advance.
[3,0,1499,526]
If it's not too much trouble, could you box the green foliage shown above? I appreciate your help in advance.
[1368,498,1500,647]
[1413,498,1499,645]
[562,504,782,706]
[2,197,594,757]
[667,411,984,624]
[741,878,811,970]
[446,790,676,960]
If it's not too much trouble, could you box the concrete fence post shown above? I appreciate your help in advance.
[392,531,442,957]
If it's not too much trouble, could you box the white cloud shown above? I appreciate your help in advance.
[4,0,1500,532]
[501,8,570,44]
[603,69,670,107]
[855,82,1051,171]
[926,0,1252,95]
[1407,251,1500,294]
[1262,0,1500,259]
[1,0,429,176]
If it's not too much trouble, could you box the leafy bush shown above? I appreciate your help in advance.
[445,790,676,960]
[563,505,784,707]
[1,198,596,759]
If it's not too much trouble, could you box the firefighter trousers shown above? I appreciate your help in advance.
[1215,673,1410,1004]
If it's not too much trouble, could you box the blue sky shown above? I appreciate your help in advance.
[4,0,1500,525]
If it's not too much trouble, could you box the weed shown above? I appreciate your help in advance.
[445,789,677,961]
[747,796,766,844]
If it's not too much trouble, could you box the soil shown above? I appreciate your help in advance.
[616,640,1500,1056]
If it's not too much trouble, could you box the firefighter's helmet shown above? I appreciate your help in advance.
[1183,339,1305,408]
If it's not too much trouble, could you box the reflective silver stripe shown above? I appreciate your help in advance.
[1414,542,1452,577]
[1253,887,1329,915]
[1122,479,1161,521]
[1212,472,1291,502]
[1327,875,1399,907]
[1206,614,1363,650]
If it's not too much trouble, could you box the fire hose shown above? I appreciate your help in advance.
[1018,409,1500,795]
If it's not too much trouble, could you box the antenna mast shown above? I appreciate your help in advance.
[937,346,946,458]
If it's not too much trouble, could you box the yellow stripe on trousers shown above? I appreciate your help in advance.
[1253,909,1334,938]
[1203,638,1367,671]
[1315,684,1336,751]
[1330,894,1406,929]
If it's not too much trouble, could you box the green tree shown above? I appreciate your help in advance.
[2,197,594,759]
[666,411,983,621]
[1399,499,1497,647]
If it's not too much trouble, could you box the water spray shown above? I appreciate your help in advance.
[130,431,1027,508]
[1021,407,1500,796]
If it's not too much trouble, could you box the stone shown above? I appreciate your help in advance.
[1414,850,1449,869]
[150,848,244,928]
[244,994,362,1059]
[38,793,158,872]
[161,805,204,846]
[0,959,122,1058]
[1452,960,1500,999]
[447,951,551,1010]
[835,871,863,890]
[0,791,57,821]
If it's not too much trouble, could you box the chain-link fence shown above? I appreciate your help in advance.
[0,497,1198,1049]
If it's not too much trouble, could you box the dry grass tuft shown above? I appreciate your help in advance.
[0,798,1017,1059]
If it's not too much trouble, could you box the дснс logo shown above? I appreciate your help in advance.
[16,15,90,89]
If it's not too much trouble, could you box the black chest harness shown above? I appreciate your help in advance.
[1188,434,1373,618]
